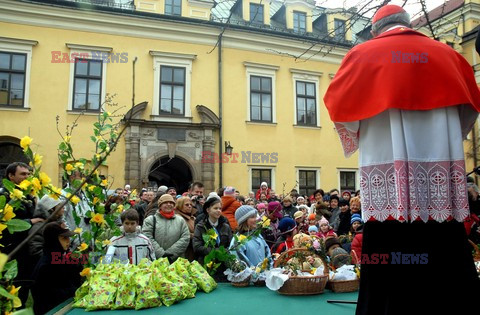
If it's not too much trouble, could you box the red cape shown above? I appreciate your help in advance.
[324,28,480,122]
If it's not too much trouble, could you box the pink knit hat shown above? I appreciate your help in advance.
[319,217,329,226]
[224,186,235,196]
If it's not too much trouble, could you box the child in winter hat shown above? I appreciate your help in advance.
[318,217,337,239]
[350,213,363,232]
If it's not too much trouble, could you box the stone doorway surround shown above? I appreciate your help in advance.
[123,103,220,193]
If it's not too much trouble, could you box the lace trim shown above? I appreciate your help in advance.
[335,122,359,158]
[360,160,469,223]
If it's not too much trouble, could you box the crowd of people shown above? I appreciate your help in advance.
[1,161,480,313]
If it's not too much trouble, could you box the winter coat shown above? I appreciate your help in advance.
[337,211,352,236]
[221,195,241,231]
[142,212,190,261]
[272,235,294,254]
[262,220,281,250]
[255,188,271,201]
[105,226,155,265]
[230,234,271,268]
[329,207,341,232]
[351,232,363,264]
[282,205,297,218]
[192,215,232,265]
[317,229,337,240]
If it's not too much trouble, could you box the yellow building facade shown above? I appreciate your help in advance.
[0,0,367,196]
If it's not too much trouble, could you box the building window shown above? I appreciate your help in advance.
[165,0,181,16]
[250,76,272,122]
[0,52,26,107]
[296,81,316,125]
[251,168,272,193]
[293,11,306,33]
[250,3,264,24]
[299,170,317,196]
[72,59,102,111]
[334,19,346,41]
[160,66,185,115]
[340,171,356,192]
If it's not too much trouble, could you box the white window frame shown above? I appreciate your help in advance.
[296,167,321,195]
[249,165,276,193]
[337,168,359,193]
[150,51,196,123]
[66,43,110,113]
[291,69,322,128]
[0,37,38,111]
[244,62,279,123]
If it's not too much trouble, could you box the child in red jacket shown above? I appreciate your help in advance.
[318,217,337,239]
[350,214,364,264]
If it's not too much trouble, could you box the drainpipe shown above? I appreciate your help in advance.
[218,33,224,188]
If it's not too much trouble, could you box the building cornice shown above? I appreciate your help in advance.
[66,43,112,52]
[0,0,347,64]
[0,36,38,46]
[149,51,197,60]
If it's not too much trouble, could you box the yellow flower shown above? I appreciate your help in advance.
[78,242,88,252]
[3,204,15,221]
[238,235,247,242]
[206,261,213,268]
[71,195,80,205]
[17,180,30,190]
[91,213,106,225]
[255,267,261,273]
[92,197,99,205]
[116,204,124,213]
[261,216,271,228]
[9,285,20,295]
[261,258,269,270]
[101,179,108,187]
[31,177,41,191]
[0,223,7,234]
[210,233,218,240]
[20,136,32,150]
[39,172,51,186]
[75,162,84,169]
[12,296,21,308]
[88,185,95,192]
[74,227,83,234]
[9,189,24,201]
[49,186,62,200]
[310,268,317,275]
[65,164,74,172]
[80,267,91,277]
[102,239,111,246]
[33,153,42,167]
[131,189,137,196]
[96,136,103,141]
[63,135,71,143]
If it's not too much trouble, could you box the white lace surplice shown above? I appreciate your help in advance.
[335,106,478,223]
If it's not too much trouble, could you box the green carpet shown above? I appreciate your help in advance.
[49,283,358,315]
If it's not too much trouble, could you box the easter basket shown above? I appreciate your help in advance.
[273,248,329,295]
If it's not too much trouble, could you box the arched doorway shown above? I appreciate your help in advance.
[148,156,193,194]
[0,140,29,181]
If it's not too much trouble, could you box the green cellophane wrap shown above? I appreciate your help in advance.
[173,258,198,295]
[134,267,162,310]
[166,261,196,299]
[187,261,217,293]
[72,280,90,308]
[85,266,119,311]
[150,258,183,306]
[113,264,137,309]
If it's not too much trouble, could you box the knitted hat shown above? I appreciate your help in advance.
[325,237,341,252]
[207,192,220,201]
[298,205,309,213]
[260,182,268,188]
[267,201,283,219]
[307,213,316,221]
[37,195,62,213]
[293,211,304,220]
[319,217,329,226]
[257,203,266,210]
[351,213,363,225]
[157,185,168,193]
[278,217,296,234]
[308,225,318,233]
[296,196,305,201]
[372,4,407,24]
[342,191,351,198]
[224,186,236,196]
[235,205,257,225]
[158,194,175,207]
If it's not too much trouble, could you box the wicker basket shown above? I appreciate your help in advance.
[231,276,251,287]
[328,279,359,293]
[273,248,329,295]
[469,240,480,262]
